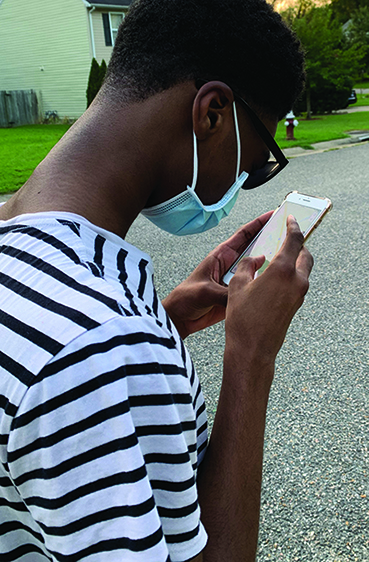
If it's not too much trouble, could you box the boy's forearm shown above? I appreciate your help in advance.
[197,349,274,562]
[193,218,313,561]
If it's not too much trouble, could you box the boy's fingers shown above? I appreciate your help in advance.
[280,215,305,262]
[296,246,314,278]
[232,255,266,284]
[220,211,274,253]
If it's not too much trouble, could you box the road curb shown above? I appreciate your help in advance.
[284,135,369,159]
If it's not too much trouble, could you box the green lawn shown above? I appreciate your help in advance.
[356,92,369,106]
[354,79,369,90]
[0,124,71,193]
[0,110,369,193]
[277,110,369,150]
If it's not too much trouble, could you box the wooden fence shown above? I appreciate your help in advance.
[0,89,40,127]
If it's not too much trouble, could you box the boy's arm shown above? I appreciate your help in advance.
[170,217,313,562]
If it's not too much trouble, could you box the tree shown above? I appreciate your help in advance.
[330,0,369,24]
[284,5,367,117]
[347,6,369,75]
[86,58,107,108]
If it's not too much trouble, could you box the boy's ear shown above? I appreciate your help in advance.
[192,81,234,140]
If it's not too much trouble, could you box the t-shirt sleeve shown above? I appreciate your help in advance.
[7,315,207,562]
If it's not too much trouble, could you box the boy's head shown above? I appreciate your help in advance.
[105,0,305,120]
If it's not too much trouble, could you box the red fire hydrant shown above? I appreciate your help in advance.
[284,111,299,140]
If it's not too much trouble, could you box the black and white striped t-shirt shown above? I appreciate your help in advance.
[0,211,208,562]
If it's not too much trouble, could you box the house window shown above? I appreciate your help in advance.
[102,12,125,47]
[110,13,124,43]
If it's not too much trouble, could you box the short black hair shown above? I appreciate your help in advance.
[105,0,305,120]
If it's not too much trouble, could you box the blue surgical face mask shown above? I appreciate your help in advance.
[141,102,248,236]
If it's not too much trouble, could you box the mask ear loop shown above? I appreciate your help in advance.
[233,101,241,179]
[188,131,199,192]
[189,100,241,193]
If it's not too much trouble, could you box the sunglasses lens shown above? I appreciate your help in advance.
[241,161,281,190]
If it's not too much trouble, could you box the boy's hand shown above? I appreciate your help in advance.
[225,215,314,368]
[162,211,273,339]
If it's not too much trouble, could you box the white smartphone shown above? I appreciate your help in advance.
[222,191,332,285]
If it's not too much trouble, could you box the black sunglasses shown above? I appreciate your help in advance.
[234,93,288,190]
[196,80,288,190]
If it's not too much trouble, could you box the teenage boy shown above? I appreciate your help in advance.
[0,0,312,560]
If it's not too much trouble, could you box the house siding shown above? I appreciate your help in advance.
[91,8,127,64]
[0,0,93,119]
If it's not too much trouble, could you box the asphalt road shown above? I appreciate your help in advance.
[1,142,368,560]
[125,143,369,561]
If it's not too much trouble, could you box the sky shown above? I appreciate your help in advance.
[270,0,328,13]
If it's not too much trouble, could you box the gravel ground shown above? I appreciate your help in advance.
[2,142,368,560]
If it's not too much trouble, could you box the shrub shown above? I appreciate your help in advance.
[294,76,353,115]
[86,58,107,108]
[100,59,107,86]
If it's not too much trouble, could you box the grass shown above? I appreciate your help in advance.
[354,79,369,90]
[0,124,71,193]
[0,107,368,193]
[356,92,369,106]
[276,111,369,150]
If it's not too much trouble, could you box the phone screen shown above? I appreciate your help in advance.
[230,200,323,276]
